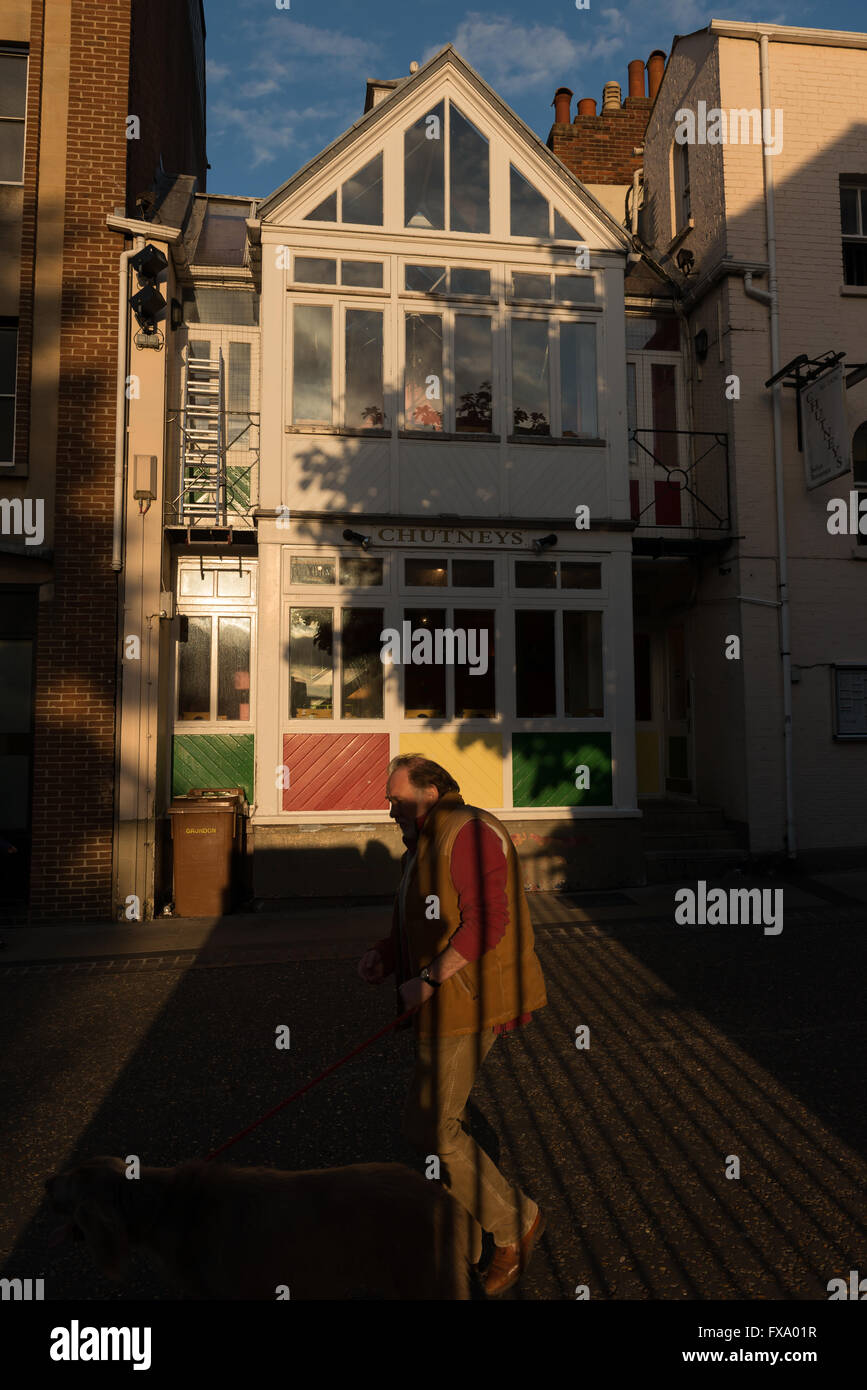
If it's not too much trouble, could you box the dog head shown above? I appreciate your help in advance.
[45,1155,131,1280]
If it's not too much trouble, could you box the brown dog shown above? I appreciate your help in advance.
[45,1156,480,1300]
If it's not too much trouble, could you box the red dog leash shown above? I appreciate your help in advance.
[202,1006,418,1163]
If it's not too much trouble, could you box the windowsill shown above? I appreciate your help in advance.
[285,425,391,437]
[399,430,500,443]
[507,434,605,447]
[507,297,600,311]
[840,284,867,296]
[287,283,389,296]
[401,291,497,305]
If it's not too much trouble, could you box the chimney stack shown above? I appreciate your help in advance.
[602,81,621,112]
[647,50,666,100]
[627,59,645,99]
[552,87,573,124]
[577,97,596,117]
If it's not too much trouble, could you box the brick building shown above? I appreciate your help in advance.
[0,0,206,920]
[551,21,867,867]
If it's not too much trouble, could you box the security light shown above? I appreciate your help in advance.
[130,244,168,282]
[343,529,371,550]
[130,283,166,333]
[533,534,558,554]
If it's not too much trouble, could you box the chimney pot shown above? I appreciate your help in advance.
[647,50,666,100]
[602,81,621,112]
[552,86,573,124]
[627,60,645,99]
[577,97,597,117]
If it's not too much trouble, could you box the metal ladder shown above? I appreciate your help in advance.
[179,345,225,522]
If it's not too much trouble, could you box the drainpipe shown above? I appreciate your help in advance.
[113,236,144,571]
[741,33,796,859]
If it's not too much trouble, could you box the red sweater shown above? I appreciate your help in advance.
[380,812,532,1034]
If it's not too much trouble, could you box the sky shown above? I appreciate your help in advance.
[202,0,866,198]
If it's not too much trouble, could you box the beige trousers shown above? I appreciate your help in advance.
[401,1025,539,1261]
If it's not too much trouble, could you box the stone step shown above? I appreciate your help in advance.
[643,849,750,884]
[642,829,745,853]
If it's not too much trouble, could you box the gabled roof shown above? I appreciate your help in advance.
[256,44,631,248]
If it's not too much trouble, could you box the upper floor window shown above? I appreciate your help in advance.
[853,421,867,547]
[840,182,867,286]
[404,100,489,233]
[510,318,597,438]
[404,309,493,434]
[303,153,383,226]
[672,141,690,232]
[0,319,17,464]
[0,49,27,184]
[509,165,585,241]
[291,303,385,430]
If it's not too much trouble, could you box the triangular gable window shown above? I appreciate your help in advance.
[553,208,585,242]
[304,192,337,222]
[303,154,383,226]
[404,100,490,232]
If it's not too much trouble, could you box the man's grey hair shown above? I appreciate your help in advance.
[387,755,460,797]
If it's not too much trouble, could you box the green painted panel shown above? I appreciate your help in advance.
[227,465,252,511]
[512,732,612,807]
[173,734,254,802]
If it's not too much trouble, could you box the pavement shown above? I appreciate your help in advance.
[1,869,865,1300]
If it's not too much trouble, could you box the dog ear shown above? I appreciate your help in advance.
[74,1199,130,1280]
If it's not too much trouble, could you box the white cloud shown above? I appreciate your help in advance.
[422,11,624,97]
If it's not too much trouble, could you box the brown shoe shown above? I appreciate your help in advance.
[482,1209,546,1297]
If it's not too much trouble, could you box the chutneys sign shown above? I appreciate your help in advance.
[375,526,524,545]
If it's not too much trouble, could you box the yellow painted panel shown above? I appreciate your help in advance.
[397,732,504,807]
[636,731,660,795]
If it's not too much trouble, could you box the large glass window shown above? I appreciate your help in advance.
[453,609,495,718]
[454,315,492,433]
[292,306,384,430]
[511,319,550,434]
[563,611,603,716]
[345,309,384,429]
[515,611,556,715]
[403,609,446,717]
[227,341,251,451]
[289,608,333,717]
[405,101,445,230]
[217,617,251,720]
[177,617,212,720]
[292,304,332,425]
[341,608,384,718]
[560,322,597,437]
[405,313,443,431]
[450,107,489,234]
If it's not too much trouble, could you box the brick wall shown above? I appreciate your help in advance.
[548,98,652,185]
[28,1,132,920]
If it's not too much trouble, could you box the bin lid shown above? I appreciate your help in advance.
[168,787,247,815]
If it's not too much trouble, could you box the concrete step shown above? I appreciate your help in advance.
[642,830,745,853]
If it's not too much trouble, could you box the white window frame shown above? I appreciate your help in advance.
[506,311,600,441]
[0,320,18,466]
[288,297,389,431]
[173,561,258,731]
[400,304,497,435]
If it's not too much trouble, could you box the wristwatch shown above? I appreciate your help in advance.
[419,965,441,988]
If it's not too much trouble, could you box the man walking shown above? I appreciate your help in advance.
[358,754,548,1296]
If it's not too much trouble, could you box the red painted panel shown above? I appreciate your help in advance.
[629,479,640,520]
[281,733,390,811]
[654,479,682,525]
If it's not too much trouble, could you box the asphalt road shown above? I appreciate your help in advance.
[2,904,866,1301]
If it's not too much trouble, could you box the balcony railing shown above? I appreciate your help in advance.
[629,428,730,536]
